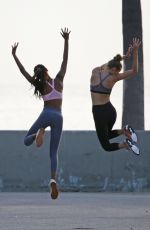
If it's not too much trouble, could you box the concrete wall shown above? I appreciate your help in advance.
[0,130,150,192]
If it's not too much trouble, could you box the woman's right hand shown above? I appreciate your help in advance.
[132,38,141,51]
[60,28,71,40]
[12,42,19,55]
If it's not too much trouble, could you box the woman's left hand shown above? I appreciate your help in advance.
[12,42,19,56]
[60,27,71,40]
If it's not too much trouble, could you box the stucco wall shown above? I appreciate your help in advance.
[0,130,149,192]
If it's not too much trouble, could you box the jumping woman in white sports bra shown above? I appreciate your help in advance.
[90,38,141,155]
[12,28,71,199]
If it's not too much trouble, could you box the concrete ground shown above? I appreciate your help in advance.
[0,192,150,230]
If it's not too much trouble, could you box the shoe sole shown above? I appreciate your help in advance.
[51,182,59,200]
[131,149,140,156]
[126,139,140,156]
[124,126,138,143]
[129,126,138,143]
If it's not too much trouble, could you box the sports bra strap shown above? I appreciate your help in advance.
[47,80,54,88]
[52,79,54,87]
[100,72,110,83]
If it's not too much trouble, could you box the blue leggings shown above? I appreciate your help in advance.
[24,107,63,173]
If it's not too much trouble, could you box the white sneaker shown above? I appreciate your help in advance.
[124,125,137,143]
[48,179,59,200]
[126,138,140,155]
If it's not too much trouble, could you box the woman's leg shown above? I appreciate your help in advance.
[93,103,139,154]
[49,115,63,179]
[95,121,119,151]
[24,110,47,146]
[107,105,138,142]
[107,105,123,139]
[35,128,45,147]
[108,129,123,139]
[49,112,63,199]
[93,103,120,152]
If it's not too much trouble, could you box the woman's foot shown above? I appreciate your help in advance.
[123,125,137,143]
[49,179,59,200]
[126,138,140,155]
[35,128,45,147]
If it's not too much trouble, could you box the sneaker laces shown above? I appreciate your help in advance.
[126,138,140,155]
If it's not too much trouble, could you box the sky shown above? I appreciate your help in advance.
[0,0,150,130]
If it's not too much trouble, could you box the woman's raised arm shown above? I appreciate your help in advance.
[12,42,34,84]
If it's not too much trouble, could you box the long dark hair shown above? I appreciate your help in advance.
[108,54,123,71]
[33,64,48,97]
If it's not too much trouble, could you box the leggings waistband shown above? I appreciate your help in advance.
[92,101,112,109]
[43,106,62,113]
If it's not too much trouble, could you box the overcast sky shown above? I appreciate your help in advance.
[0,0,149,130]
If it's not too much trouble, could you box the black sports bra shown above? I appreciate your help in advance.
[90,72,112,95]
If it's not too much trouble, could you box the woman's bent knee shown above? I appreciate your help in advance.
[24,137,32,146]
[102,144,112,152]
[24,138,29,146]
[101,142,119,152]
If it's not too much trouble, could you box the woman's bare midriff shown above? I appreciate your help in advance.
[91,92,110,105]
[44,99,62,110]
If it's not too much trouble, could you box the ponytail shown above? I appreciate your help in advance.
[33,64,48,98]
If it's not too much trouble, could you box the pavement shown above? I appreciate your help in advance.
[0,192,150,230]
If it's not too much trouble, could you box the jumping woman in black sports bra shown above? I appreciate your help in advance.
[90,38,141,155]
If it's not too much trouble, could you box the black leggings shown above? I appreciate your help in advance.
[92,102,120,151]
